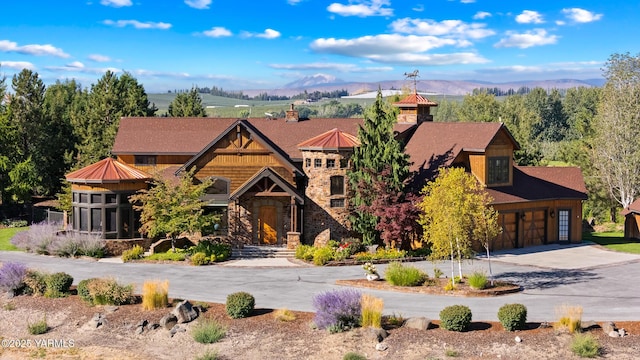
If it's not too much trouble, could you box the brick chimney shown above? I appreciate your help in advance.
[285,103,299,122]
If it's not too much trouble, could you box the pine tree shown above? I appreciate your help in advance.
[167,88,206,117]
[348,89,409,245]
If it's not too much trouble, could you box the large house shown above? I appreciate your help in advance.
[65,94,587,251]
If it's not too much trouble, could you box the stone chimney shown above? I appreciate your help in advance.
[285,103,299,122]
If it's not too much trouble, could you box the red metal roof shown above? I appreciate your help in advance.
[65,158,152,184]
[297,128,360,150]
[393,93,438,107]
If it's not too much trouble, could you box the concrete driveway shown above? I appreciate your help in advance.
[1,243,639,322]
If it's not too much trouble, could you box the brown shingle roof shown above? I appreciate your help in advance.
[113,117,414,161]
[393,93,438,107]
[487,166,588,204]
[297,128,360,150]
[405,122,517,174]
[65,158,152,184]
[622,198,640,216]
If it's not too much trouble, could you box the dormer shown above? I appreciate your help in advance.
[467,127,520,187]
[393,92,438,124]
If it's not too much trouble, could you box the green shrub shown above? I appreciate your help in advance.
[23,270,47,296]
[190,252,209,266]
[313,245,334,266]
[571,333,601,358]
[121,245,144,262]
[439,305,472,332]
[343,352,367,360]
[188,240,231,262]
[498,303,528,331]
[295,244,315,261]
[443,282,456,291]
[77,278,93,304]
[433,267,443,279]
[226,291,255,319]
[82,278,134,305]
[194,350,219,360]
[191,318,227,344]
[28,315,48,335]
[384,262,426,286]
[145,251,186,261]
[44,272,73,298]
[467,271,488,290]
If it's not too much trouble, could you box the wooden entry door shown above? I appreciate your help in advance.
[258,205,278,244]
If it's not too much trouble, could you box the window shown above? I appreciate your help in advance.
[305,158,311,167]
[487,157,510,184]
[91,194,102,203]
[340,159,349,168]
[330,176,344,195]
[134,155,156,166]
[314,159,322,168]
[326,159,335,168]
[330,199,345,208]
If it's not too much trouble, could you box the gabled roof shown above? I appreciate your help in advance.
[229,167,304,204]
[112,116,415,161]
[297,128,360,151]
[405,122,520,173]
[393,92,438,107]
[622,198,640,216]
[65,157,152,184]
[487,166,588,204]
[177,119,303,177]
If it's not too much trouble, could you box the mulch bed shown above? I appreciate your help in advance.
[336,278,521,296]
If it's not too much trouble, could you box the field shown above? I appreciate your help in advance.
[0,227,26,251]
[584,230,640,254]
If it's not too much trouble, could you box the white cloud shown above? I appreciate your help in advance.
[412,4,424,12]
[66,61,85,69]
[0,40,70,58]
[287,0,303,4]
[473,11,491,20]
[460,0,475,3]
[309,34,488,66]
[103,20,172,30]
[202,27,232,38]
[45,64,121,74]
[88,54,111,62]
[555,20,566,26]
[100,0,132,7]
[241,29,281,39]
[562,8,603,23]
[184,0,212,9]
[516,10,544,24]
[391,18,495,39]
[495,29,558,49]
[0,61,35,70]
[327,0,393,17]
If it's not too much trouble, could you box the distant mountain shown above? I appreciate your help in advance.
[283,73,345,89]
[242,78,603,97]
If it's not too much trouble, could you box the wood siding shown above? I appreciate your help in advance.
[492,199,583,251]
[625,213,640,239]
[469,153,486,183]
[72,182,146,192]
[117,155,193,172]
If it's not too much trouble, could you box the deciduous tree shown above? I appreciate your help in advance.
[130,169,218,252]
[592,52,640,210]
[167,88,206,117]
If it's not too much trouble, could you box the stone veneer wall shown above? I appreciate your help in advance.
[228,198,292,247]
[104,238,153,256]
[302,150,353,246]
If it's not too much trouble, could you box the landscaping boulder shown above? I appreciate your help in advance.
[135,320,148,335]
[602,321,616,335]
[159,313,178,330]
[364,327,388,343]
[403,317,431,331]
[169,324,186,337]
[172,300,199,323]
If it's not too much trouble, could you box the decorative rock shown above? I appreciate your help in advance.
[602,321,616,335]
[172,300,199,324]
[609,330,621,338]
[581,320,597,330]
[365,327,388,342]
[90,313,107,328]
[137,319,149,328]
[169,325,186,337]
[159,313,178,330]
[375,343,388,351]
[103,305,119,313]
[135,326,144,335]
[538,322,552,329]
[147,323,160,331]
[515,336,522,343]
[403,317,431,331]
[618,328,626,337]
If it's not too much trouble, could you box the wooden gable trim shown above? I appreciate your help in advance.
[230,166,304,204]
[176,120,303,177]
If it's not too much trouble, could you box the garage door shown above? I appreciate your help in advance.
[522,210,546,247]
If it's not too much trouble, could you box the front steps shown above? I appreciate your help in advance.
[231,245,295,259]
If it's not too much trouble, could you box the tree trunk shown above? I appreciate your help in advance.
[486,245,494,286]
[171,236,176,253]
[450,240,455,288]
[455,237,463,280]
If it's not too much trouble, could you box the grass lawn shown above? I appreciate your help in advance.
[584,231,640,254]
[0,227,27,251]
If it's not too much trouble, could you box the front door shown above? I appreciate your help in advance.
[558,209,570,242]
[258,205,278,244]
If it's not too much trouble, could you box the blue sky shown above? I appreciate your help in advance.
[0,0,635,93]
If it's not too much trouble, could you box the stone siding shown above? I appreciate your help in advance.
[301,150,353,246]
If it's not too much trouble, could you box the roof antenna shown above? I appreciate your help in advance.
[404,69,419,94]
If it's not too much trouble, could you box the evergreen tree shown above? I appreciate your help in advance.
[167,87,206,117]
[348,89,410,245]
